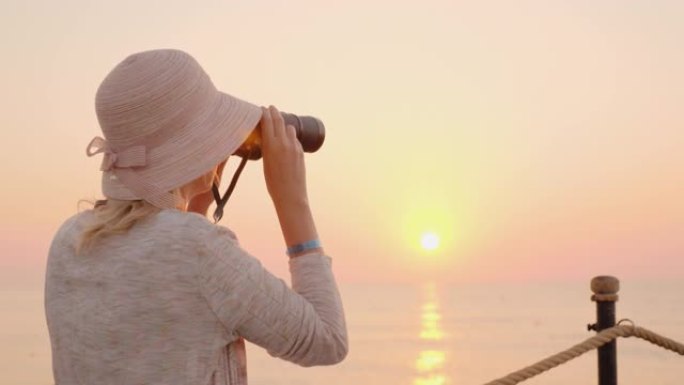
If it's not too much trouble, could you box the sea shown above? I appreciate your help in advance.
[2,279,682,384]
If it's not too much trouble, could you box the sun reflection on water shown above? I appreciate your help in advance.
[414,375,447,385]
[414,283,449,385]
[416,350,446,371]
[420,302,444,340]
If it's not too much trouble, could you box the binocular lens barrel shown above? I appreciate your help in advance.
[282,113,325,153]
[234,111,326,160]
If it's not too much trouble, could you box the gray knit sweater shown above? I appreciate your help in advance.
[44,209,347,385]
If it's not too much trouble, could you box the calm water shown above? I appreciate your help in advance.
[2,280,682,384]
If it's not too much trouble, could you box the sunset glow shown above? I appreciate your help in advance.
[3,1,684,385]
[421,232,440,251]
[2,0,682,284]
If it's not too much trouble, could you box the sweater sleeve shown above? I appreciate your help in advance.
[197,226,348,367]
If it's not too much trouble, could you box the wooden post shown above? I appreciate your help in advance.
[590,276,620,385]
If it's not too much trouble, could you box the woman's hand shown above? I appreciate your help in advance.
[261,105,321,254]
[261,105,308,207]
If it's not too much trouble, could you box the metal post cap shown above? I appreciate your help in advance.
[591,276,620,294]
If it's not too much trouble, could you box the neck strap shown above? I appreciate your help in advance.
[212,155,249,223]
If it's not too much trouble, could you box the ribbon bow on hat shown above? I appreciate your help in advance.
[86,137,147,171]
[86,136,179,208]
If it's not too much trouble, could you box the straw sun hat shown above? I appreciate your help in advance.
[86,49,263,209]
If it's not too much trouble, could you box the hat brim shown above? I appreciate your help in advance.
[102,91,263,202]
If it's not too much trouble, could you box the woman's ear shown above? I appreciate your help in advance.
[217,159,228,175]
[213,159,229,185]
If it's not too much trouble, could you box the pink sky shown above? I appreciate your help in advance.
[1,0,682,286]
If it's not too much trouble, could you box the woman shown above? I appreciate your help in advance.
[44,49,347,385]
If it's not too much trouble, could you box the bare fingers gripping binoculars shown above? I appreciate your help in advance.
[212,111,326,222]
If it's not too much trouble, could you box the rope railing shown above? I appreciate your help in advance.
[483,320,684,385]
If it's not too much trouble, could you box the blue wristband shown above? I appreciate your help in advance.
[286,239,321,256]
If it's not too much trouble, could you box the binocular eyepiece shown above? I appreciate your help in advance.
[233,112,325,160]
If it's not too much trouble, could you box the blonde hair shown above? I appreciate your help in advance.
[76,199,163,254]
[77,166,221,254]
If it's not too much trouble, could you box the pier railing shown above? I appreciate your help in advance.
[483,276,684,385]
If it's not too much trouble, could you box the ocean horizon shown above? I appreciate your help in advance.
[2,278,682,384]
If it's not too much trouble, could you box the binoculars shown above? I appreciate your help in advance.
[214,111,325,223]
[233,112,326,160]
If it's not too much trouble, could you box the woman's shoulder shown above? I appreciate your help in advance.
[48,210,96,253]
[151,211,243,264]
[50,208,240,255]
[155,209,211,228]
[53,210,95,239]
[152,209,239,243]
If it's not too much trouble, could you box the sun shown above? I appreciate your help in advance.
[420,232,440,251]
